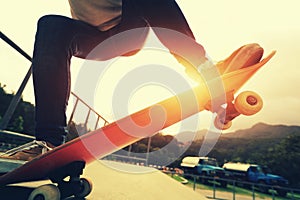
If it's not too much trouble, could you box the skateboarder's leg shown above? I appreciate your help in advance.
[32,15,100,147]
[135,0,215,79]
[33,12,150,147]
[0,16,88,160]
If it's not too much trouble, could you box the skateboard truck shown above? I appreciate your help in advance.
[29,161,92,199]
[50,161,92,199]
[213,91,263,130]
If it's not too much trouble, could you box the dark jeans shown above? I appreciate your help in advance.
[32,0,206,146]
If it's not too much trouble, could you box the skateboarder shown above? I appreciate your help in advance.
[1,0,213,161]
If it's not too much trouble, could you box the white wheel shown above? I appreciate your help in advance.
[28,184,60,200]
[234,91,263,116]
[214,116,232,130]
[74,178,93,198]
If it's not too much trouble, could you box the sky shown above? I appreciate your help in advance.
[1,0,300,134]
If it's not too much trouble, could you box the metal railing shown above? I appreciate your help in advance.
[166,171,300,200]
[0,31,32,131]
[68,92,109,132]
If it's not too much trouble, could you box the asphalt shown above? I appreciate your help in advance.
[1,160,208,200]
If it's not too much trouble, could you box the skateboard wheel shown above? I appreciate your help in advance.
[74,178,93,198]
[214,116,232,130]
[234,91,263,116]
[28,184,60,200]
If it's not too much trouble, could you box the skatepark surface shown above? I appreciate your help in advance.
[0,160,208,200]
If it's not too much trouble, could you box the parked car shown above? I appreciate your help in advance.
[180,156,229,187]
[223,162,289,196]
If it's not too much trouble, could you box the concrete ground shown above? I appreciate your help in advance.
[1,160,208,200]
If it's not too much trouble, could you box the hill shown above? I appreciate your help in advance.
[222,122,300,139]
[175,123,300,143]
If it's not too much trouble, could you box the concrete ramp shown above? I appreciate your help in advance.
[85,160,208,200]
[3,160,208,199]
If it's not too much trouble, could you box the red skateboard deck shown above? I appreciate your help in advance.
[0,44,275,199]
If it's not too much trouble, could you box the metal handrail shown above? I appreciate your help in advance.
[0,31,32,130]
[68,91,110,132]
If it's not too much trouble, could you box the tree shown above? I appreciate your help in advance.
[8,116,24,132]
[260,134,300,187]
[0,83,35,135]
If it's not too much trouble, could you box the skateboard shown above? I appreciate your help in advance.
[0,44,275,199]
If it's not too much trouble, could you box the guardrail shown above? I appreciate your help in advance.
[104,154,148,164]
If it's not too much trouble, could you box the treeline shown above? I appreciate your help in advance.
[0,83,35,135]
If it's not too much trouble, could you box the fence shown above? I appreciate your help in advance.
[167,171,300,200]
